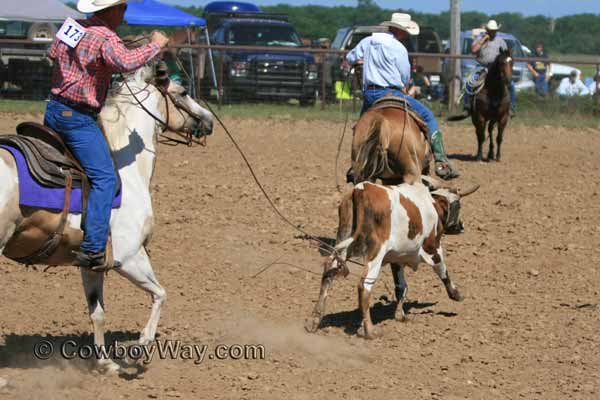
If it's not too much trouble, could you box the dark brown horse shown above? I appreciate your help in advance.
[471,50,513,161]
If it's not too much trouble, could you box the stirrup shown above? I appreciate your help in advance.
[435,161,460,180]
[73,250,122,272]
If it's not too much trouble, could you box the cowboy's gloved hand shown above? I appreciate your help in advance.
[151,31,169,48]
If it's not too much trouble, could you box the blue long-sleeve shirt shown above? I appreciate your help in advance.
[346,32,411,90]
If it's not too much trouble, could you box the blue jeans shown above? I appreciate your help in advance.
[362,88,438,139]
[44,100,117,253]
[509,81,516,109]
[534,72,548,97]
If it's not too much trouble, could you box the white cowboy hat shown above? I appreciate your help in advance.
[380,13,420,36]
[485,20,502,30]
[77,0,127,13]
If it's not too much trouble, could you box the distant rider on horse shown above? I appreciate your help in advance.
[45,0,168,269]
[346,13,459,180]
[464,20,516,117]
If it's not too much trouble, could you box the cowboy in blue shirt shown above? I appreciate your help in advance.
[346,13,459,180]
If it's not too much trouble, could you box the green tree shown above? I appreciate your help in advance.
[65,2,600,55]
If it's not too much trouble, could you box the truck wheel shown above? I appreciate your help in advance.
[28,23,56,41]
[199,79,212,101]
[0,59,5,91]
[220,86,233,104]
[299,95,316,107]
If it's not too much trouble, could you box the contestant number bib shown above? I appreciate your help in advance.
[56,18,86,48]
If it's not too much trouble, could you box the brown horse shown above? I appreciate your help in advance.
[471,50,513,161]
[351,104,431,186]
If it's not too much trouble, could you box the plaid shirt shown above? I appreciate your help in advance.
[49,16,160,111]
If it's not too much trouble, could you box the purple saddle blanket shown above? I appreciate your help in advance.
[1,144,122,214]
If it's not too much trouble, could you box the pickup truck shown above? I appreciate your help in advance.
[201,1,319,105]
[0,20,56,100]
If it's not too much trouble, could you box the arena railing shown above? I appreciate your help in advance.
[1,39,599,110]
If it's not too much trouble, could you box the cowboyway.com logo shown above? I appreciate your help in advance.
[33,339,266,365]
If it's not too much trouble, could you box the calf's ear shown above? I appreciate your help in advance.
[431,194,449,218]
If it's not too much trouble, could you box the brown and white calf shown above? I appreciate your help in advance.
[307,181,469,339]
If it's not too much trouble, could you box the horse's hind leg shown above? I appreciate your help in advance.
[487,121,496,161]
[80,270,120,373]
[496,120,507,162]
[474,121,486,161]
[116,247,166,345]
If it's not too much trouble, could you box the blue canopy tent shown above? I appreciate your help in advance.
[124,0,215,98]
[124,0,205,27]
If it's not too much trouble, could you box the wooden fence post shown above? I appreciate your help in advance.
[448,0,462,114]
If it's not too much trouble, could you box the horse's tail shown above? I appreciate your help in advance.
[353,113,393,183]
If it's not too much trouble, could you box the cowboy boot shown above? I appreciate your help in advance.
[73,248,122,272]
[431,131,460,180]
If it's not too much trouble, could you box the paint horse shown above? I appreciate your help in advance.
[0,62,213,373]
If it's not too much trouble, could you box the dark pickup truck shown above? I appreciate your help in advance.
[201,1,319,105]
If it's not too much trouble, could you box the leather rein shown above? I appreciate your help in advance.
[121,76,207,147]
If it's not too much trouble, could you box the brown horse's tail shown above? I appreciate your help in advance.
[352,113,392,183]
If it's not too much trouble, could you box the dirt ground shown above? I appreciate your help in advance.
[0,111,599,399]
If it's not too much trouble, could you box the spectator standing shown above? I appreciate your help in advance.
[587,73,600,96]
[527,42,551,97]
[556,70,590,97]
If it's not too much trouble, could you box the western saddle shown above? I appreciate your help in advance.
[370,95,429,136]
[0,122,87,265]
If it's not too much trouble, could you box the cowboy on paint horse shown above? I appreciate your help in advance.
[45,0,169,270]
[464,20,516,117]
[346,13,460,180]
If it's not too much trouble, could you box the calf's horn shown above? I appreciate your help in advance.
[458,183,480,198]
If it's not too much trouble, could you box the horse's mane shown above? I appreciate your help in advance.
[489,50,511,75]
[106,35,158,97]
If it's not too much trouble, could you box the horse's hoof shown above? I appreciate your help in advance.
[363,328,380,340]
[138,337,153,346]
[98,359,121,375]
[304,316,321,333]
[134,355,151,369]
[395,312,408,322]
[359,324,380,340]
[449,290,464,302]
